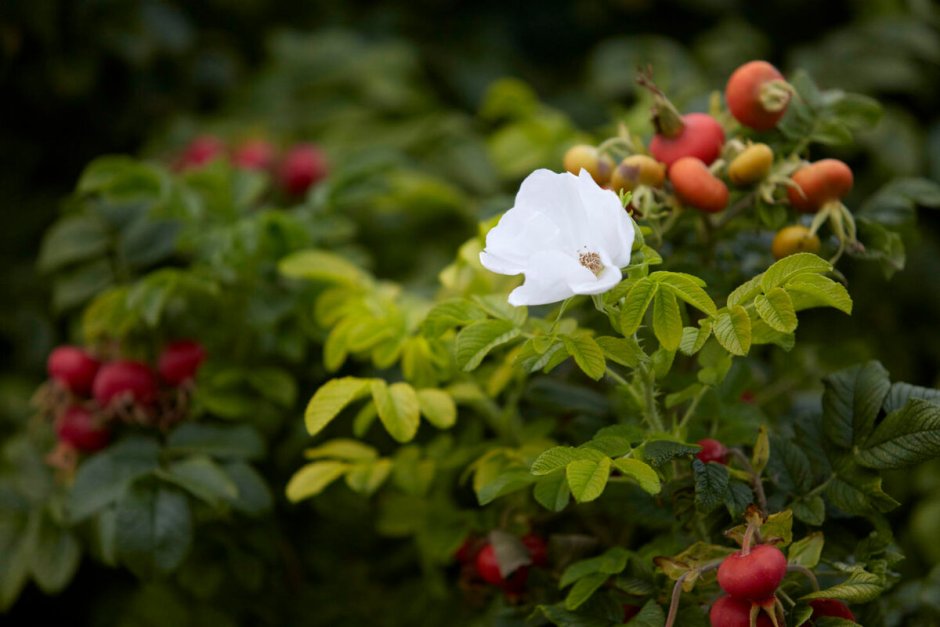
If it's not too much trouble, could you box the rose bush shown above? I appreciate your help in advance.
[2,24,940,627]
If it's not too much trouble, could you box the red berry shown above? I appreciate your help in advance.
[622,604,642,622]
[454,537,479,564]
[232,138,275,171]
[57,406,109,452]
[809,599,855,622]
[92,361,158,408]
[158,340,206,385]
[650,112,725,167]
[669,157,729,213]
[47,346,100,395]
[696,438,729,465]
[522,533,548,567]
[177,135,226,171]
[278,143,328,196]
[725,61,791,131]
[709,596,774,627]
[718,544,788,601]
[475,543,529,592]
[786,159,854,213]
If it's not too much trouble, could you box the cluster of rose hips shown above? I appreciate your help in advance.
[692,439,855,626]
[455,532,548,598]
[174,135,329,197]
[43,340,205,464]
[563,61,858,261]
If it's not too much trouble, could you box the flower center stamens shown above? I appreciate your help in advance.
[578,251,604,276]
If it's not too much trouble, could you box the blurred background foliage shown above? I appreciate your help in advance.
[1,0,939,624]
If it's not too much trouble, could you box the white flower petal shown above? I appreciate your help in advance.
[514,169,586,249]
[569,264,622,295]
[507,250,594,306]
[575,169,634,268]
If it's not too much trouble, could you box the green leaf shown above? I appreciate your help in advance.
[371,380,421,443]
[421,299,486,337]
[52,259,114,312]
[801,567,883,604]
[727,274,763,308]
[626,599,666,626]
[693,459,729,512]
[761,253,832,292]
[769,436,813,493]
[566,457,612,503]
[279,249,369,285]
[651,288,683,352]
[118,216,180,269]
[596,336,645,368]
[304,377,371,437]
[560,547,631,587]
[534,470,571,512]
[68,437,160,522]
[883,382,940,413]
[304,439,378,461]
[161,456,238,507]
[754,287,798,333]
[641,441,700,467]
[654,272,717,315]
[221,462,273,516]
[822,361,891,449]
[115,485,192,578]
[786,274,853,315]
[38,215,110,273]
[855,399,940,469]
[531,446,605,476]
[564,572,609,610]
[713,305,752,356]
[792,495,826,526]
[247,368,298,408]
[562,334,607,381]
[30,516,81,594]
[827,458,899,515]
[344,459,394,496]
[286,461,350,502]
[455,319,520,371]
[166,423,264,460]
[416,389,457,429]
[679,319,712,356]
[620,278,658,335]
[788,532,824,568]
[611,458,661,495]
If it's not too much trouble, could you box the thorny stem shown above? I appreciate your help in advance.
[664,559,722,627]
[787,564,820,592]
[641,363,665,432]
[730,448,768,514]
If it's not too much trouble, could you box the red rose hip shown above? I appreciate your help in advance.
[47,346,100,395]
[57,406,110,452]
[787,159,854,213]
[650,112,725,167]
[522,533,548,567]
[93,361,158,407]
[177,135,226,171]
[725,61,792,131]
[278,143,328,196]
[696,438,729,465]
[718,544,788,601]
[669,157,729,213]
[709,596,774,627]
[158,340,206,385]
[232,138,275,171]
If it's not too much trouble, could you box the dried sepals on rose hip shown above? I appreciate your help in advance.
[725,60,792,131]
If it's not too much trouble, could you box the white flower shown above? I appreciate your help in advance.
[480,169,635,306]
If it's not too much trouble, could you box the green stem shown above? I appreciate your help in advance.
[676,385,710,433]
[641,364,664,432]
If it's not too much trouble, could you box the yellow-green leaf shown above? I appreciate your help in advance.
[416,389,457,429]
[713,305,752,356]
[754,287,798,333]
[371,380,421,443]
[612,458,661,495]
[562,334,606,381]
[652,287,683,351]
[760,252,832,292]
[286,461,349,502]
[566,457,611,503]
[304,377,371,436]
[620,277,658,335]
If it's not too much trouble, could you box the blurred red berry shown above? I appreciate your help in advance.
[696,438,729,465]
[47,346,100,395]
[522,533,548,567]
[158,340,206,385]
[278,143,328,196]
[57,406,109,451]
[93,361,158,408]
[176,135,226,171]
[233,138,276,171]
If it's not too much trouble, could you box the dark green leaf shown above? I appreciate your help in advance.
[856,399,940,469]
[693,460,729,512]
